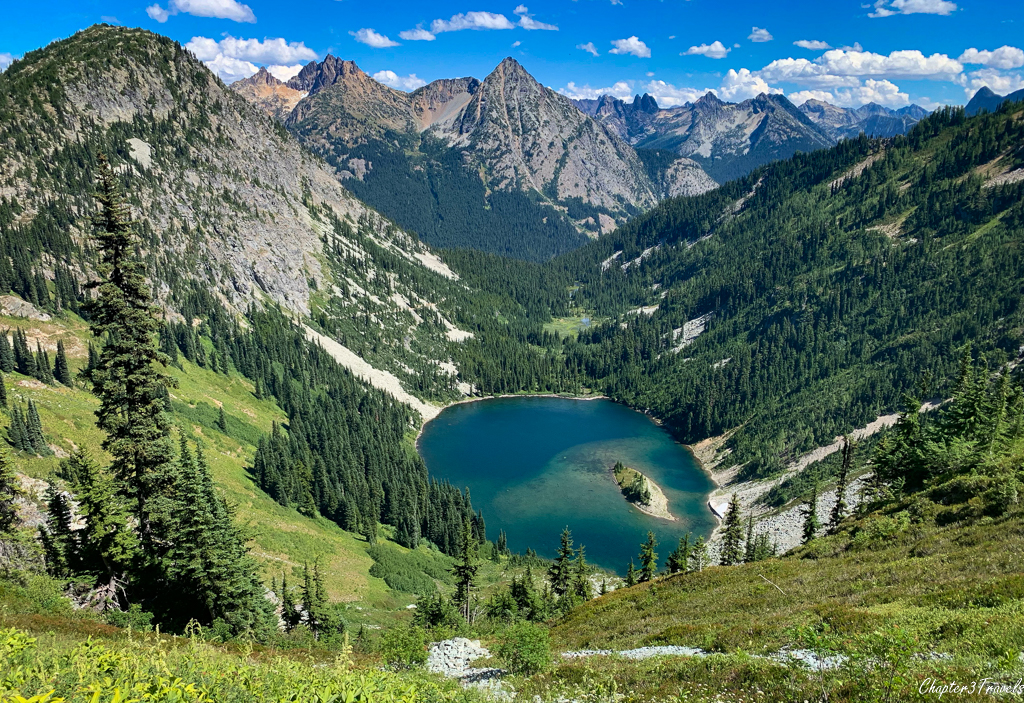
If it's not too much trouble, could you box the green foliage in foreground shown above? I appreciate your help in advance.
[495,621,551,676]
[0,626,477,703]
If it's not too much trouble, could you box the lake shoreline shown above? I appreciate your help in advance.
[415,392,609,446]
[416,392,724,529]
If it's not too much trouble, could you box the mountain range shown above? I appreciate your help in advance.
[574,91,929,183]
[965,85,1024,117]
[232,56,715,260]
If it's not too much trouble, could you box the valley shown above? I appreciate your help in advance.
[0,20,1023,703]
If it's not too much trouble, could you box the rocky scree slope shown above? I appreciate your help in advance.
[0,25,472,410]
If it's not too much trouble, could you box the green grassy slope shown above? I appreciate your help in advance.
[5,310,428,613]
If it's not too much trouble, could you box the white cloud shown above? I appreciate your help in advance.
[748,27,773,43]
[788,89,836,105]
[719,68,781,101]
[559,80,634,101]
[514,5,557,30]
[839,78,909,106]
[204,55,258,83]
[577,42,599,57]
[839,42,864,52]
[0,53,15,72]
[146,0,255,24]
[958,46,1024,70]
[430,12,515,33]
[642,80,714,107]
[794,39,831,50]
[372,70,427,91]
[684,41,730,59]
[267,64,304,81]
[609,36,650,58]
[146,4,170,21]
[512,40,521,47]
[399,27,436,41]
[869,0,956,17]
[963,68,1024,97]
[758,49,962,88]
[185,36,318,65]
[350,28,400,48]
[789,80,909,107]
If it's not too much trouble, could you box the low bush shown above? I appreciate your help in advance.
[496,621,550,676]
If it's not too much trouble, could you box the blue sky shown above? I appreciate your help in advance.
[2,0,1022,109]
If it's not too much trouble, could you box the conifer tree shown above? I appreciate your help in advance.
[216,405,228,433]
[625,558,637,587]
[829,438,852,534]
[53,340,73,387]
[35,343,53,384]
[801,484,820,544]
[0,332,14,373]
[548,526,575,597]
[301,559,329,637]
[638,531,658,582]
[0,372,7,408]
[26,400,49,455]
[8,405,28,451]
[84,155,175,552]
[12,329,34,377]
[452,519,479,622]
[689,536,709,572]
[572,543,593,600]
[744,517,757,563]
[0,449,22,534]
[71,450,138,600]
[281,573,299,631]
[666,534,691,574]
[720,494,745,566]
[599,578,608,596]
[41,485,77,576]
[163,437,275,636]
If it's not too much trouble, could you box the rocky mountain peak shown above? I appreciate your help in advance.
[237,66,283,88]
[285,55,367,95]
[633,93,659,114]
[692,91,724,110]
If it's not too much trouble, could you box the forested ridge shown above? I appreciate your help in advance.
[520,103,1024,475]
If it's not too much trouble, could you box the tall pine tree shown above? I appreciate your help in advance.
[638,531,658,582]
[84,155,175,553]
[53,340,73,387]
[720,494,745,566]
[0,449,22,534]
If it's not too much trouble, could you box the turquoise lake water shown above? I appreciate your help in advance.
[417,397,716,573]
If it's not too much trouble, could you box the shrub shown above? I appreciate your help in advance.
[368,544,453,595]
[104,604,154,632]
[496,621,550,676]
[379,625,428,669]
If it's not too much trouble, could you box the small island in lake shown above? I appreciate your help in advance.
[612,461,677,521]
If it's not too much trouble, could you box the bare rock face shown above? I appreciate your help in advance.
[430,58,659,213]
[0,26,448,318]
[286,57,416,148]
[410,77,480,131]
[660,157,720,198]
[230,67,306,122]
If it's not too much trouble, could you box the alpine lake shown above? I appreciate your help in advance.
[417,397,717,574]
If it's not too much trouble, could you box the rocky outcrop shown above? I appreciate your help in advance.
[429,58,660,213]
[230,67,306,121]
[286,56,415,146]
